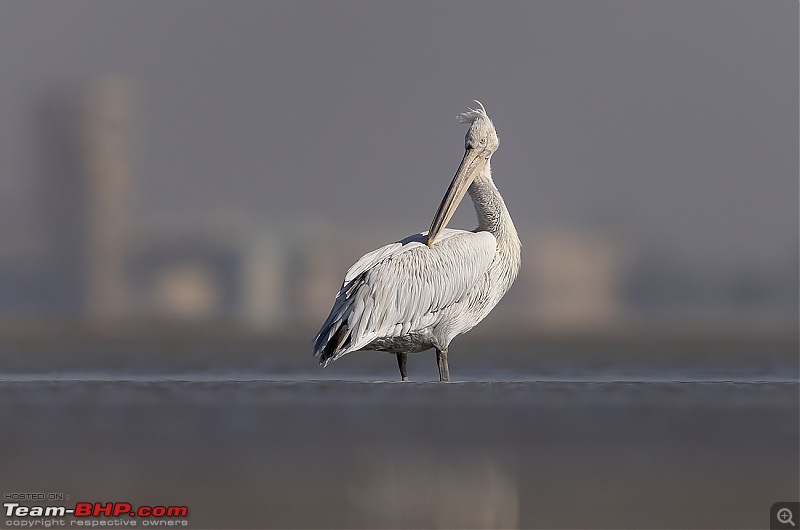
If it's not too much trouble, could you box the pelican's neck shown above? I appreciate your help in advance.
[468,161,519,248]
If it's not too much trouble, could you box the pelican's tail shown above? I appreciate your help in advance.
[313,267,377,366]
[314,320,352,367]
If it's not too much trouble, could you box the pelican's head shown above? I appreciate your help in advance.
[427,101,498,246]
[460,100,499,154]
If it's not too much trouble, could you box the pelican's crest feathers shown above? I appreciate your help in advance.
[457,100,488,124]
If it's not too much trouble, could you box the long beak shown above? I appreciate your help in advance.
[426,148,485,246]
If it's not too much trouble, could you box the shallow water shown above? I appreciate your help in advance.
[2,334,797,381]
[1,337,798,528]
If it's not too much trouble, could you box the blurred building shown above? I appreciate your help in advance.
[0,71,792,334]
[0,75,138,321]
[526,229,628,329]
[19,89,87,315]
[0,75,293,329]
[131,236,239,321]
[288,223,346,325]
[240,226,285,330]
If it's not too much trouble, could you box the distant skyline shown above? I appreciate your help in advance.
[0,1,796,284]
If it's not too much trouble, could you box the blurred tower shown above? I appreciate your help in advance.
[33,90,86,315]
[82,75,137,321]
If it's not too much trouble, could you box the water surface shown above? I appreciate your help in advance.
[1,336,797,528]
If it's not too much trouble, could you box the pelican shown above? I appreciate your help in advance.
[313,101,520,381]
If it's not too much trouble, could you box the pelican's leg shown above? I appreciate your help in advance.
[397,352,409,382]
[436,347,450,382]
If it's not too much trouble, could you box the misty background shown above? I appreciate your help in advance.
[0,0,796,337]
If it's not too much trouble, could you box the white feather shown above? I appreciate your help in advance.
[313,229,497,359]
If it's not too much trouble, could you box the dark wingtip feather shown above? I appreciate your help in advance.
[319,322,350,367]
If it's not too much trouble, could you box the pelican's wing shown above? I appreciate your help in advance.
[313,229,496,365]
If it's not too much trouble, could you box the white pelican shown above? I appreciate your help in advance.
[313,101,521,381]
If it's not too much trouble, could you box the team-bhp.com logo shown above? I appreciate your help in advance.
[5,501,188,526]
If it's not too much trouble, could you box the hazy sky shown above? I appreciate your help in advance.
[0,1,796,274]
